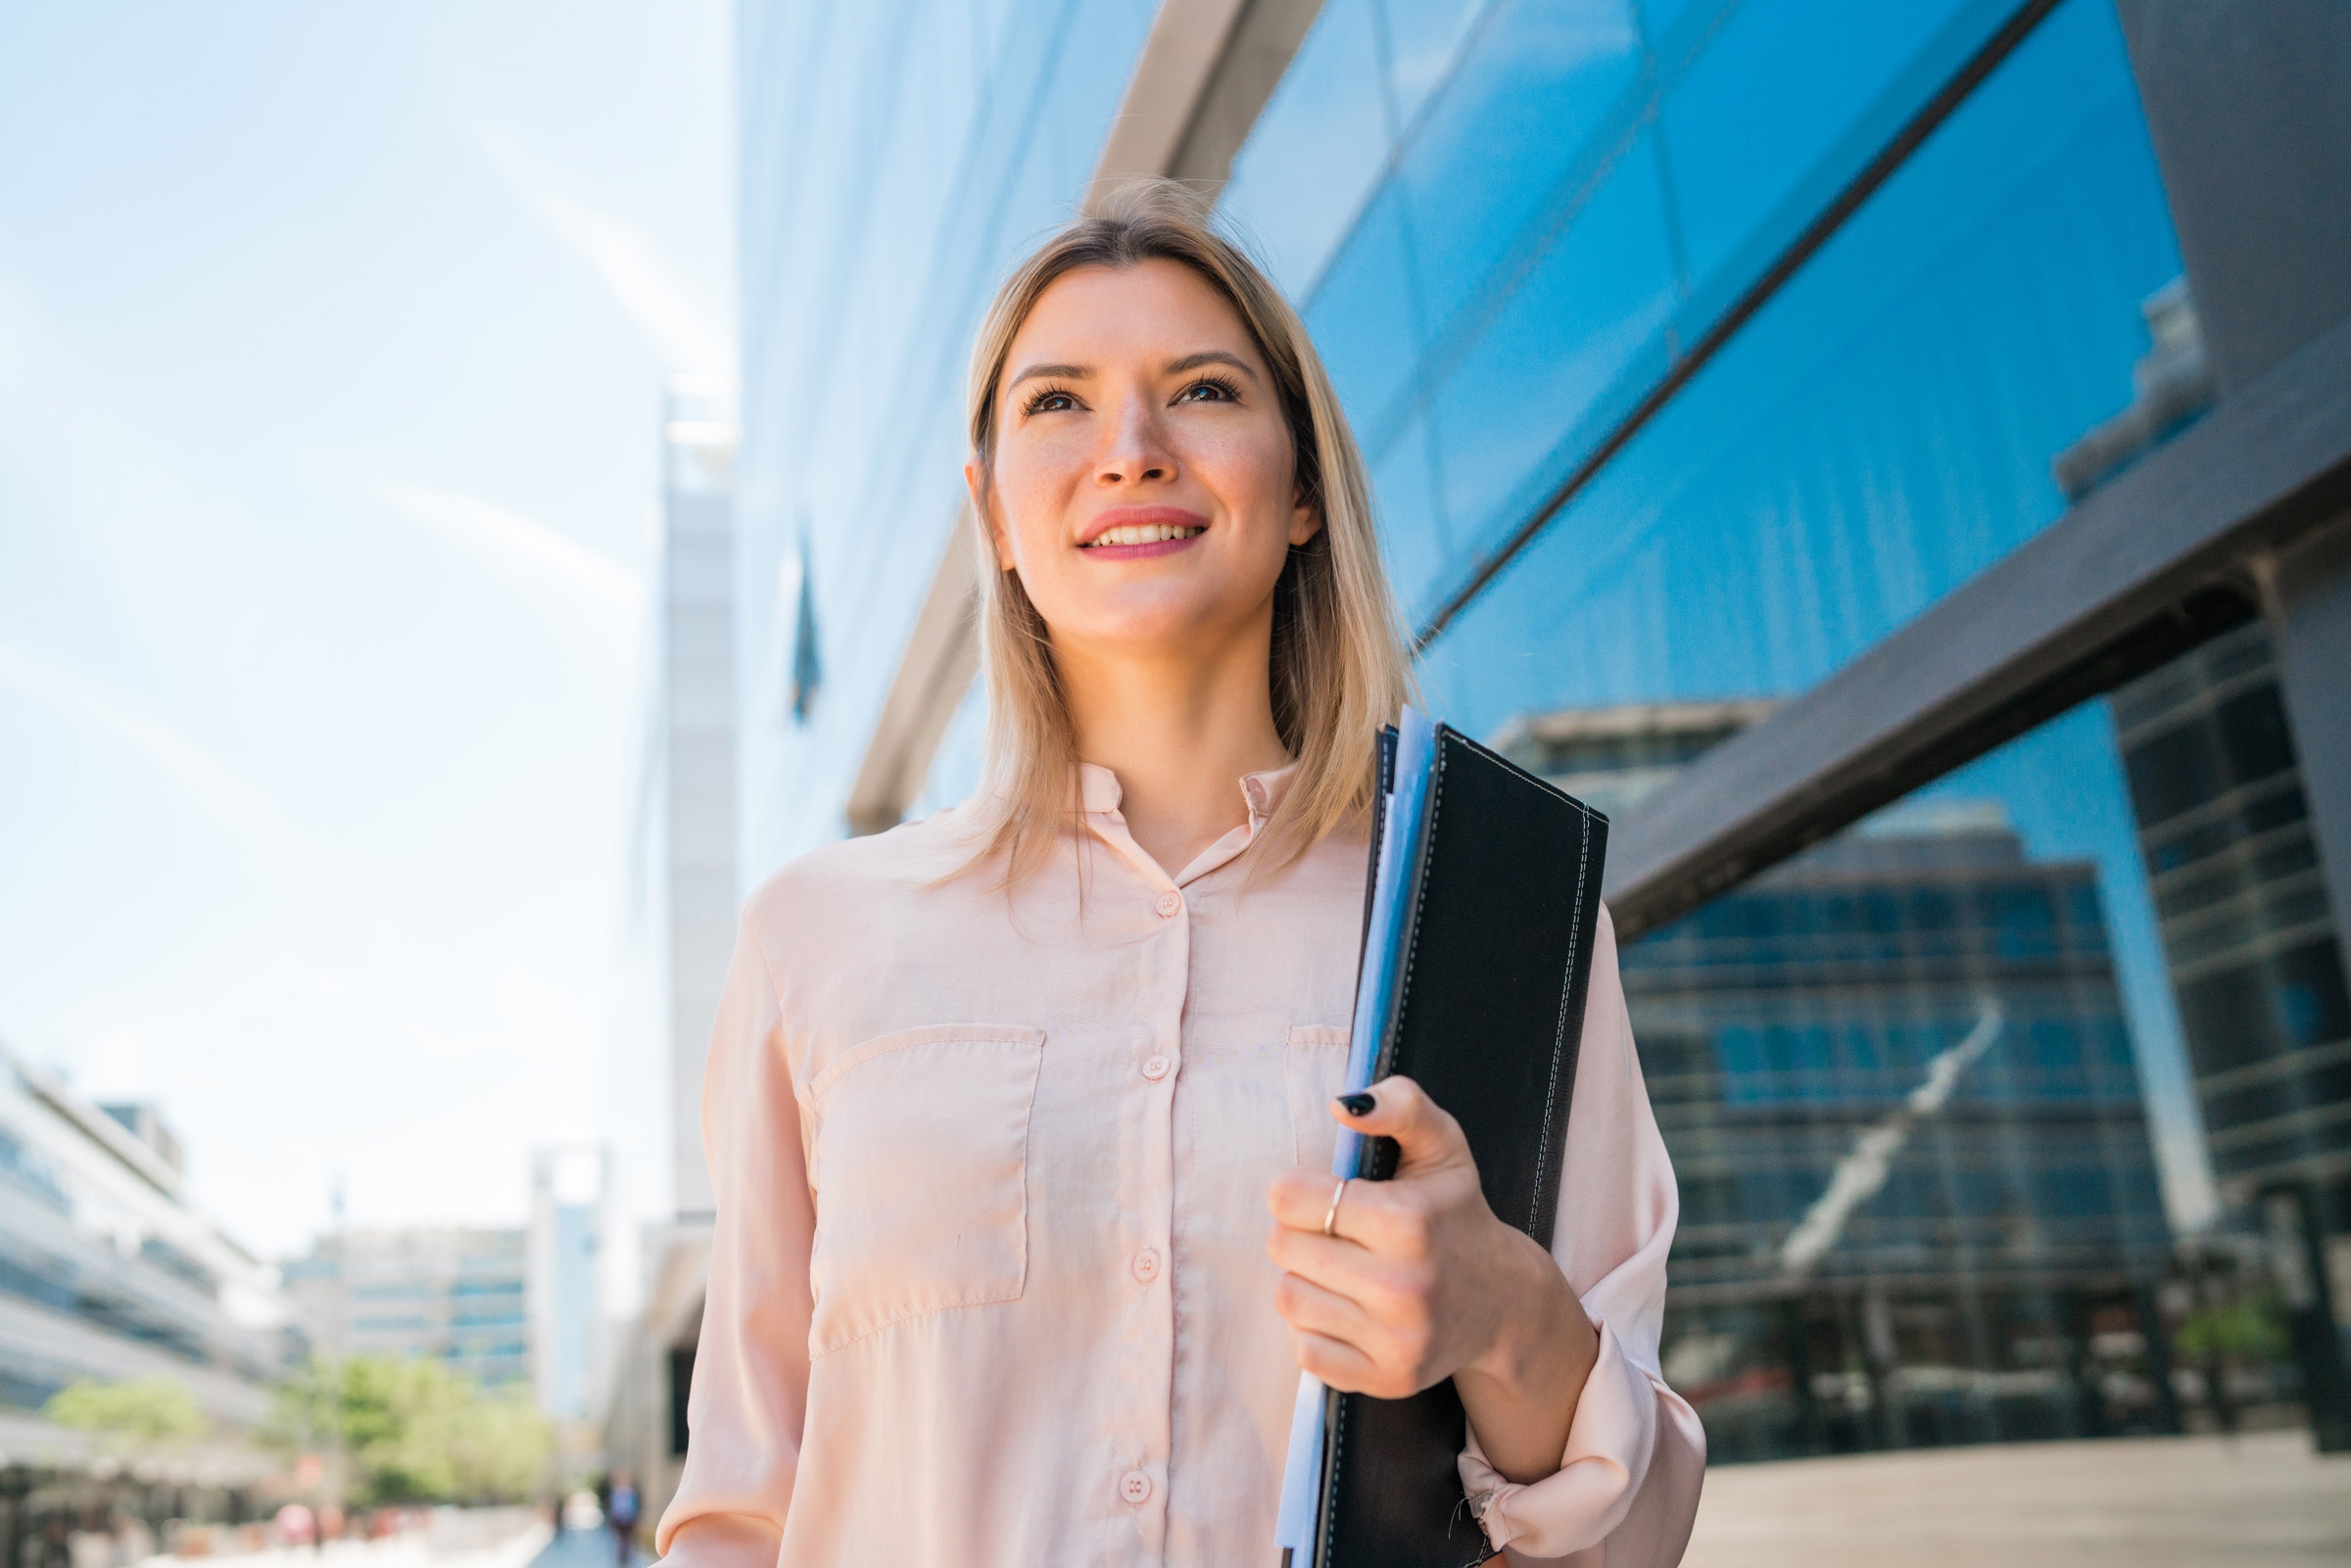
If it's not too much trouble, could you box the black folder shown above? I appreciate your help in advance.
[1311,723,1609,1568]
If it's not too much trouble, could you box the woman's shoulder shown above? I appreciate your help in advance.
[740,802,990,951]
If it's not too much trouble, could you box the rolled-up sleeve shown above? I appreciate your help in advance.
[1458,905,1706,1566]
[655,920,816,1568]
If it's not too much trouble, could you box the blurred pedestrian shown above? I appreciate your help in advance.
[273,1504,315,1551]
[605,1473,638,1568]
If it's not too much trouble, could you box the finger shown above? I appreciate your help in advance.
[1266,1221,1370,1287]
[1290,1328,1381,1394]
[1267,1222,1423,1313]
[1267,1166,1350,1236]
[1329,1074,1471,1174]
[1271,1268,1376,1345]
[1273,1170,1423,1256]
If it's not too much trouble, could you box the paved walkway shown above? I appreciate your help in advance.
[1683,1430,2351,1568]
[137,1516,551,1568]
[528,1526,650,1568]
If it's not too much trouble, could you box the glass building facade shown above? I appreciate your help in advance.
[281,1225,533,1389]
[732,0,2351,1461]
[0,1045,294,1424]
[1502,706,2175,1456]
[2114,623,2351,1211]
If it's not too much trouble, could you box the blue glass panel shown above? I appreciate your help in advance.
[1380,0,1646,354]
[1415,138,1677,607]
[1416,2,2175,725]
[1220,0,1392,300]
[1631,0,1713,36]
[1366,413,1453,610]
[1303,183,1426,434]
[1659,0,1987,288]
[1377,0,1496,127]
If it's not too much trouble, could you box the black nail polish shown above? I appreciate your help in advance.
[1337,1092,1375,1117]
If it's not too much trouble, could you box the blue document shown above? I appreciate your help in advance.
[1272,706,1438,1568]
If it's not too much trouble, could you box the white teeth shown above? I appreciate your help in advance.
[1087,524,1201,546]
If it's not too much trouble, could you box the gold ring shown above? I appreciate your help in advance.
[1322,1177,1348,1239]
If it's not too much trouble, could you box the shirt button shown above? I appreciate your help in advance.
[1155,888,1182,918]
[1141,1054,1172,1081]
[1120,1469,1153,1505]
[1130,1248,1162,1284]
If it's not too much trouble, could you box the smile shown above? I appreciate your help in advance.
[1083,523,1205,546]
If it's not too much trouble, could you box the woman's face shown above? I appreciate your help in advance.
[972,259,1319,659]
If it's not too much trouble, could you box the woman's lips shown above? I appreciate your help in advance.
[1082,528,1204,560]
[1080,506,1209,560]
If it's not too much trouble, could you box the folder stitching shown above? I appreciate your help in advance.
[1319,1385,1347,1568]
[1530,808,1592,1236]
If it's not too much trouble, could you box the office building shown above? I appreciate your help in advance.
[733,0,2351,1453]
[2114,624,2351,1211]
[0,1043,294,1426]
[600,382,739,1526]
[2111,621,2351,1439]
[1507,705,2175,1459]
[659,375,741,1224]
[280,1226,530,1388]
[529,1146,608,1423]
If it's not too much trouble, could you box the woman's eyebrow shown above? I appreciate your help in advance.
[1165,350,1258,380]
[1009,361,1090,386]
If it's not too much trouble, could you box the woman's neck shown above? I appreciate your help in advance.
[1057,613,1292,878]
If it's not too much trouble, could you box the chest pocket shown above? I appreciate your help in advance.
[1284,1023,1353,1169]
[805,1023,1044,1356]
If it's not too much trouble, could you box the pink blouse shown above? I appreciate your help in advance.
[656,764,1703,1568]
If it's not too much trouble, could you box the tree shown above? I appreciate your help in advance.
[268,1355,552,1505]
[2175,1295,2290,1364]
[45,1377,208,1444]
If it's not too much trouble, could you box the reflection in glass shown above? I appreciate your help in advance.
[2115,625,2351,1202]
[1503,708,2176,1458]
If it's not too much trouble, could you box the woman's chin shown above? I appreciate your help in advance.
[1049,597,1258,657]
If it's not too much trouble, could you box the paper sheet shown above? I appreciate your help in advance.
[1271,706,1437,1566]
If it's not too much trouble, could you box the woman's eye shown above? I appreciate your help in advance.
[1023,388,1078,415]
[1175,376,1239,404]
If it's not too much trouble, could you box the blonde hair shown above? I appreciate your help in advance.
[966,179,1413,881]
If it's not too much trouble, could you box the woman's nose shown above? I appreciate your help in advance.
[1095,397,1176,487]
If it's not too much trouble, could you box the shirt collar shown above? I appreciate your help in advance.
[1075,761,1299,828]
[1074,759,1300,888]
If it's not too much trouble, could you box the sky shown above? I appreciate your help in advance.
[0,2,733,1280]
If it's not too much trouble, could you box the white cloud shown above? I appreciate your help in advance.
[472,122,732,375]
[0,641,300,851]
[379,482,643,621]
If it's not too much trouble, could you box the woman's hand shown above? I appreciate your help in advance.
[1266,1075,1601,1485]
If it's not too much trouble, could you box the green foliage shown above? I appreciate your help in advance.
[45,1377,208,1443]
[268,1355,552,1505]
[2175,1295,2291,1364]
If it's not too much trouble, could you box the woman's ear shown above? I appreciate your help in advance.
[967,456,1018,571]
[1288,481,1323,547]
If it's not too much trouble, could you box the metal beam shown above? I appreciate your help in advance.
[1605,314,2351,940]
[842,513,984,835]
[1089,0,1327,206]
[2114,0,2351,397]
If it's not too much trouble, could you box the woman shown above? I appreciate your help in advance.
[656,183,1703,1567]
